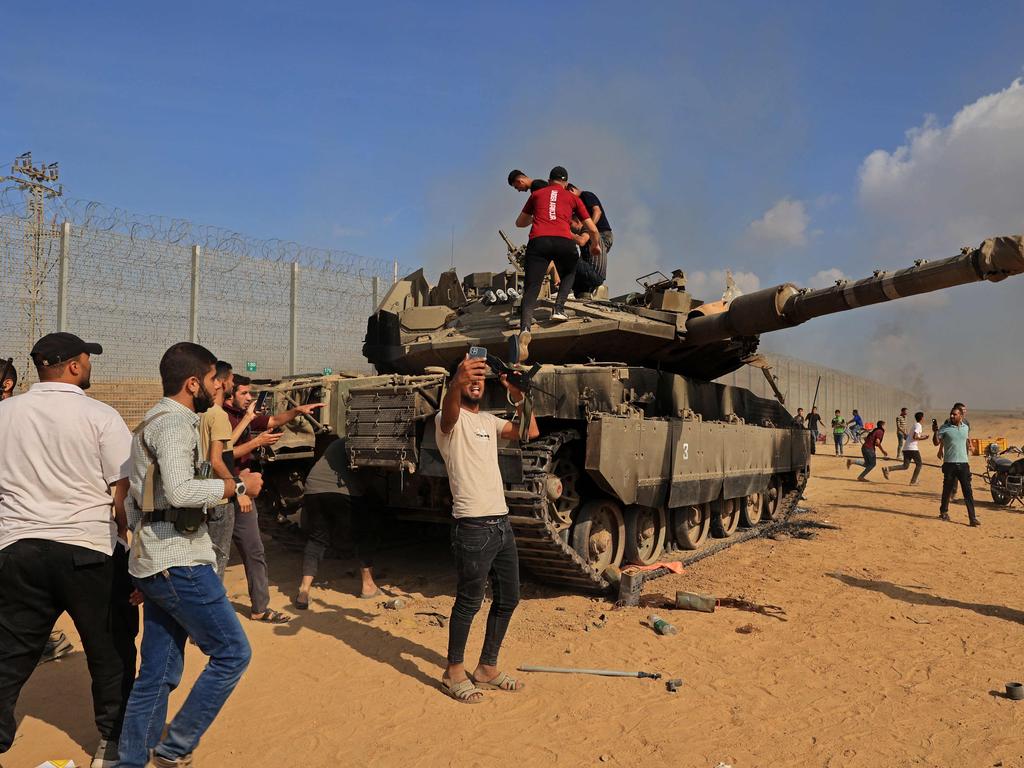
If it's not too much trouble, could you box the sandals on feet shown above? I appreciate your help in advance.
[292,594,309,610]
[471,671,524,692]
[441,677,484,704]
[251,609,291,624]
[358,588,382,600]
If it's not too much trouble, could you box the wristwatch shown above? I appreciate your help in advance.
[233,476,247,498]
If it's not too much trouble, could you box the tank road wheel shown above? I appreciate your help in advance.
[623,506,667,566]
[740,490,764,527]
[545,454,582,527]
[762,476,784,521]
[571,499,626,573]
[671,503,710,550]
[990,473,1012,506]
[710,496,741,538]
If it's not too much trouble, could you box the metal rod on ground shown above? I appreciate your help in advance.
[518,666,661,679]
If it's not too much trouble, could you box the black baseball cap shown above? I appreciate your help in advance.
[30,332,103,367]
[549,166,569,182]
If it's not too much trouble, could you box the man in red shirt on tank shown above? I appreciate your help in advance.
[513,166,602,361]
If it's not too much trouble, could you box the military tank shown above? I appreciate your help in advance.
[310,235,1024,593]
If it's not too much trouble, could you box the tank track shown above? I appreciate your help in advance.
[504,428,808,594]
[504,429,609,593]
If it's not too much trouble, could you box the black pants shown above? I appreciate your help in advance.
[302,493,379,579]
[0,539,138,753]
[888,449,922,483]
[940,462,977,521]
[573,257,604,295]
[447,516,520,667]
[520,236,579,332]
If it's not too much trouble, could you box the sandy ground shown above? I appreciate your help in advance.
[6,412,1024,768]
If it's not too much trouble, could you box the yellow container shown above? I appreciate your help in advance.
[973,437,1008,455]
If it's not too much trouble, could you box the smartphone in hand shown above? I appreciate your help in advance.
[468,346,487,360]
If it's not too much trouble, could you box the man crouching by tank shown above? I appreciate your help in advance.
[436,353,538,703]
[118,343,263,767]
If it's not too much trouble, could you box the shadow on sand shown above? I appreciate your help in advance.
[827,572,1024,626]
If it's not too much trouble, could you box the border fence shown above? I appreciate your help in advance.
[716,354,920,440]
[1,188,409,424]
[2,185,920,429]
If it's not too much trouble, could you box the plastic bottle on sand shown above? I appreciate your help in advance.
[648,614,678,636]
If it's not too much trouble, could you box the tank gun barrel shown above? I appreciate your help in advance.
[683,235,1024,345]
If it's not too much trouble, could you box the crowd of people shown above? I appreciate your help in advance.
[0,332,535,764]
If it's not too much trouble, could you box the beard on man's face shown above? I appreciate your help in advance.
[461,379,484,404]
[193,383,216,414]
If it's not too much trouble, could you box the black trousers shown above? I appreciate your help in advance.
[940,462,977,521]
[888,449,922,483]
[0,539,138,752]
[447,516,520,667]
[520,236,579,332]
[302,493,379,579]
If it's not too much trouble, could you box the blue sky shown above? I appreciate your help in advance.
[4,2,1024,405]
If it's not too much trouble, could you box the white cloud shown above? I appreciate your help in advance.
[858,78,1024,251]
[748,198,810,247]
[687,269,761,301]
[807,267,849,289]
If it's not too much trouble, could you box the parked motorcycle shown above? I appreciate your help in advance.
[982,443,1024,507]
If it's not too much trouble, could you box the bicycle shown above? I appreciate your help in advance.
[840,426,865,447]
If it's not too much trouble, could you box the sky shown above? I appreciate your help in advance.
[3,1,1023,407]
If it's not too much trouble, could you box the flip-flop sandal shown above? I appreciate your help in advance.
[292,595,309,610]
[471,671,524,692]
[358,589,382,600]
[251,609,291,624]
[441,678,484,704]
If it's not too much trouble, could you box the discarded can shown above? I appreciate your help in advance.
[648,614,678,636]
[1007,682,1024,700]
[675,591,716,613]
[383,597,406,610]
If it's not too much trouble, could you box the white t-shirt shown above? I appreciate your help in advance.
[904,421,924,452]
[435,409,510,519]
[0,383,132,555]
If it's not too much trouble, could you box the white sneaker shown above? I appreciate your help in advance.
[550,311,569,322]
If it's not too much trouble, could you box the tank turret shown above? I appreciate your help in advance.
[364,235,1024,381]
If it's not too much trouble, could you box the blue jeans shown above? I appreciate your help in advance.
[118,565,251,767]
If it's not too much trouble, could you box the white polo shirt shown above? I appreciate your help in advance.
[0,382,132,555]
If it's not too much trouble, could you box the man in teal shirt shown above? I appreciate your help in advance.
[933,406,978,526]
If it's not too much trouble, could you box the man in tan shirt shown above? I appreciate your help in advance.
[435,354,538,703]
[198,361,253,577]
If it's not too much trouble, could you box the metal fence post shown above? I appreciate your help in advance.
[56,221,71,332]
[189,245,201,343]
[392,259,398,286]
[371,275,379,312]
[289,262,299,376]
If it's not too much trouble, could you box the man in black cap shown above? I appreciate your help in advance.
[507,169,548,194]
[514,166,602,361]
[0,333,138,768]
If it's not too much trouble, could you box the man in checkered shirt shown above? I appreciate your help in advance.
[895,407,909,459]
[118,343,263,768]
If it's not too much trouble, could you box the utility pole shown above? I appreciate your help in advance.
[1,152,63,353]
